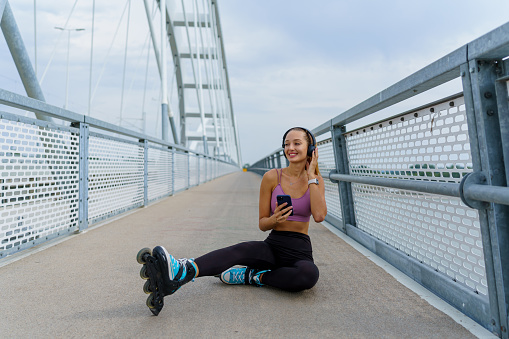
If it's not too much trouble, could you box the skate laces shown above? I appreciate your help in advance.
[176,258,196,282]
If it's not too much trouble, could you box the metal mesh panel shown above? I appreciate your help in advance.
[219,162,227,176]
[200,157,207,184]
[0,118,79,256]
[207,159,211,181]
[208,158,213,181]
[88,135,144,223]
[174,152,189,192]
[147,145,173,202]
[347,97,472,182]
[345,96,487,295]
[317,137,343,221]
[189,155,199,186]
[203,158,207,182]
[208,160,213,180]
[281,153,287,167]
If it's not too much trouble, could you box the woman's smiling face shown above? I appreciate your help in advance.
[284,129,309,162]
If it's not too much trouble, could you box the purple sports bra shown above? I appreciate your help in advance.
[270,169,311,222]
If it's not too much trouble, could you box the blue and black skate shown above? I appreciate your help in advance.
[137,246,197,316]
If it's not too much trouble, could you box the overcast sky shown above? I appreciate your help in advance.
[2,0,509,165]
[218,0,509,165]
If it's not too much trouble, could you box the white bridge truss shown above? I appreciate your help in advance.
[0,0,241,164]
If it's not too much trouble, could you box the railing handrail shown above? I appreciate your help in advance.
[0,88,236,164]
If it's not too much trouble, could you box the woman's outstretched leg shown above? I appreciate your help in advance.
[142,240,276,299]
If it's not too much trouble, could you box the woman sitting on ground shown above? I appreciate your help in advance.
[143,127,327,296]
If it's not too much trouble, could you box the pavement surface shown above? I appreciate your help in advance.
[0,171,480,338]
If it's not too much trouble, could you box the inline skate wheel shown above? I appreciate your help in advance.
[143,280,153,294]
[140,265,149,280]
[137,248,152,264]
[146,294,156,309]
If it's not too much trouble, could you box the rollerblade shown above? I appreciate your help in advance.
[219,266,268,287]
[137,246,197,315]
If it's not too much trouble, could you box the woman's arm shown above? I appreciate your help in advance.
[259,169,292,231]
[307,149,327,222]
[308,175,327,222]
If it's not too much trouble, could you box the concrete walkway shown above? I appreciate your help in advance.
[0,172,483,338]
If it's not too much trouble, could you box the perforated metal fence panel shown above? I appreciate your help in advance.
[345,97,487,295]
[189,155,198,187]
[87,134,145,224]
[317,137,343,222]
[0,117,80,257]
[174,151,189,193]
[208,159,213,181]
[147,144,173,202]
[279,153,286,167]
[200,157,207,184]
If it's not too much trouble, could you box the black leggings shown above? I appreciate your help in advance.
[194,230,319,292]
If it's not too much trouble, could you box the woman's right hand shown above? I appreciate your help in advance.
[273,202,293,225]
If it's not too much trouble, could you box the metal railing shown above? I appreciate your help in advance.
[250,22,509,337]
[0,89,239,259]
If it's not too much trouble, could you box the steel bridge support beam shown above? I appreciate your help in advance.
[164,4,186,147]
[1,1,52,122]
[0,0,6,19]
[211,0,240,164]
[462,59,509,338]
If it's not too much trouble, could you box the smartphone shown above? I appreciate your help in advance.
[276,195,293,216]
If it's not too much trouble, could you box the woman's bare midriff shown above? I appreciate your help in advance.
[273,220,310,235]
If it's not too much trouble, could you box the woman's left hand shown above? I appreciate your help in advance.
[306,148,318,179]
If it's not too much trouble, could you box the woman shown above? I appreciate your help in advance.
[139,127,327,309]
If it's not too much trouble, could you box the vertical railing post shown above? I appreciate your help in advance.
[330,125,356,232]
[76,122,89,231]
[461,60,509,337]
[142,139,148,206]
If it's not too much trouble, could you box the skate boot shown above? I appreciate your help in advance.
[137,246,197,315]
[153,246,198,290]
[219,266,269,287]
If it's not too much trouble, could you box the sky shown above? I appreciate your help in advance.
[1,0,509,166]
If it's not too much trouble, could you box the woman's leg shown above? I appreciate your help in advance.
[261,260,319,292]
[194,241,276,277]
